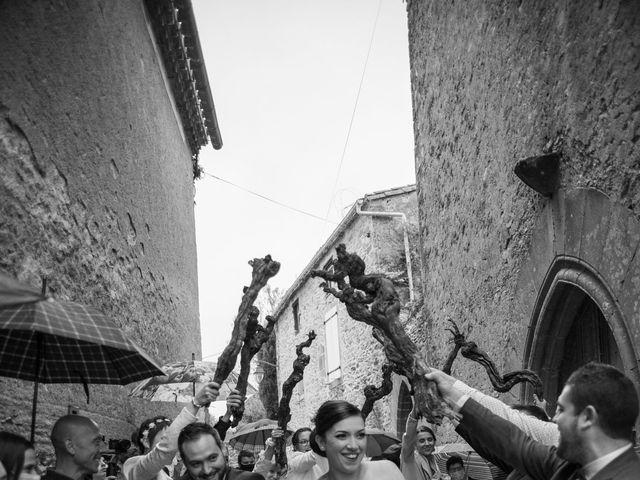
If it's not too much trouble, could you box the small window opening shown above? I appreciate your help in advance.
[292,299,300,333]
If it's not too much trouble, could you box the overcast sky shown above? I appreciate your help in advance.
[192,0,416,360]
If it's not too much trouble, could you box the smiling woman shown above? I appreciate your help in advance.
[310,401,404,480]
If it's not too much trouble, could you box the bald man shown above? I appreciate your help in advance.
[44,415,104,480]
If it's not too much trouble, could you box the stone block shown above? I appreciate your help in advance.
[562,188,587,259]
[599,204,640,299]
[579,189,613,269]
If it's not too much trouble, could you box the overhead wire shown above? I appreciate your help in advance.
[323,0,384,224]
[201,170,338,224]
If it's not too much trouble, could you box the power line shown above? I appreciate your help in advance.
[324,0,384,223]
[202,170,338,225]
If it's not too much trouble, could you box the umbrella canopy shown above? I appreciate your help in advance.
[0,272,165,443]
[365,429,400,457]
[227,419,293,456]
[0,298,164,384]
[435,443,507,480]
[128,360,257,402]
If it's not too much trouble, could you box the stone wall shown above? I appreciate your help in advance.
[273,187,421,434]
[0,0,200,448]
[407,0,640,436]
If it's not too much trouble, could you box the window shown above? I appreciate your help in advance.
[292,299,300,333]
[324,308,341,382]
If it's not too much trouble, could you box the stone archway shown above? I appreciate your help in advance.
[516,188,640,405]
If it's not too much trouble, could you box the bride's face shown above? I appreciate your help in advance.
[316,415,366,476]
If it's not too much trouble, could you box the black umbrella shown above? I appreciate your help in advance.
[0,272,165,442]
[365,429,400,457]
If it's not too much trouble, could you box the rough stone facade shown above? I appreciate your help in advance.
[272,186,422,434]
[407,0,640,439]
[0,0,210,449]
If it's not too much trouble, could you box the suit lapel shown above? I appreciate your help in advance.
[589,447,639,480]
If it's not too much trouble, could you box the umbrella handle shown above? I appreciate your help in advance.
[30,332,43,444]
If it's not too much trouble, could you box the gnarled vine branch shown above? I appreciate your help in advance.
[361,364,393,420]
[310,244,451,423]
[213,255,280,401]
[231,311,275,426]
[275,331,317,471]
[446,319,544,399]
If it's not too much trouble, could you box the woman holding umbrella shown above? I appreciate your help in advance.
[122,382,224,480]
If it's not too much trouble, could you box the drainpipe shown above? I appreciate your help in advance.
[355,202,415,302]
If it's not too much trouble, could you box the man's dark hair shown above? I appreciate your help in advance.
[178,423,223,461]
[565,362,639,439]
[292,427,312,446]
[446,455,464,472]
[237,450,254,462]
[511,404,550,422]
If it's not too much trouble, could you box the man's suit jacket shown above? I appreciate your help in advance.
[457,398,640,480]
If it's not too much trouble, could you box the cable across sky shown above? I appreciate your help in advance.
[202,170,339,224]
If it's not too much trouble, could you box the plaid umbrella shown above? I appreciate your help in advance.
[128,360,257,402]
[435,442,507,480]
[0,273,165,442]
[365,428,400,457]
[228,419,293,456]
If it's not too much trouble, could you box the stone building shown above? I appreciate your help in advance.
[408,0,640,433]
[0,0,220,447]
[271,185,422,435]
[271,1,640,441]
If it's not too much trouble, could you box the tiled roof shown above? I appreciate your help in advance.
[144,0,222,175]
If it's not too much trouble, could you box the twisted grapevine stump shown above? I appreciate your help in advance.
[213,255,280,402]
[310,244,450,423]
[274,331,317,471]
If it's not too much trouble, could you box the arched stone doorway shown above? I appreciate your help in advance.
[517,188,640,408]
[523,257,628,406]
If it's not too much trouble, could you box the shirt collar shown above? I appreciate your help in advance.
[582,443,632,480]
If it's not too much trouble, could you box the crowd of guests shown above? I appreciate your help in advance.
[1,362,638,480]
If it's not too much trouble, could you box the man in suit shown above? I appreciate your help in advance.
[425,362,639,480]
[178,423,264,480]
